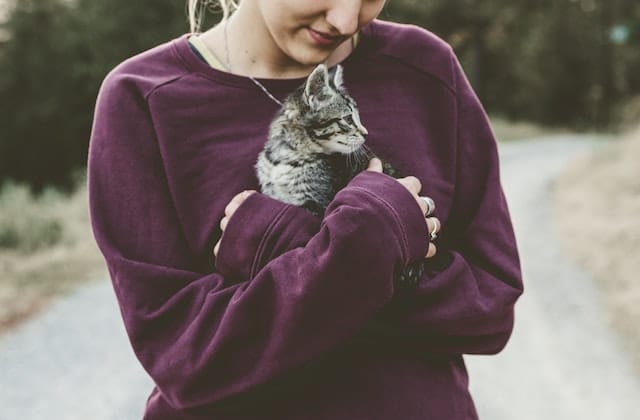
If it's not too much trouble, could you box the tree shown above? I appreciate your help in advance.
[384,0,639,127]
[0,0,187,190]
[1,0,639,190]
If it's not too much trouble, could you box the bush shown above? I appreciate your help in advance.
[0,182,65,253]
[613,96,640,131]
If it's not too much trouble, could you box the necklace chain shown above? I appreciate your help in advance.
[223,19,284,107]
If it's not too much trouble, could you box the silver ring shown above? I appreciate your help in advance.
[419,196,435,216]
[430,218,440,241]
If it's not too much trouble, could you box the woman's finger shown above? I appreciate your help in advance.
[416,196,429,215]
[367,157,383,172]
[217,190,257,257]
[426,217,441,244]
[224,190,256,216]
[426,217,440,236]
[425,243,437,258]
[220,216,229,232]
[419,196,436,216]
[224,200,240,218]
[432,217,440,235]
[397,176,422,196]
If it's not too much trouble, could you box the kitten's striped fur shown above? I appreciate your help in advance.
[256,64,371,216]
[255,64,425,290]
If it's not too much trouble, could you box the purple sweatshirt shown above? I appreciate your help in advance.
[88,19,523,420]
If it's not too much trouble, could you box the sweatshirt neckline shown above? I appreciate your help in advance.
[173,21,378,92]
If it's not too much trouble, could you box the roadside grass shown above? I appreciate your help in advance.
[0,177,105,333]
[489,116,570,142]
[553,126,640,371]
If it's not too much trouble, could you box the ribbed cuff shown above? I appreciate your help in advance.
[215,193,289,281]
[215,193,322,281]
[344,171,430,263]
[252,205,321,277]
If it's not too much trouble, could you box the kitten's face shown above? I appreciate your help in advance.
[301,64,368,155]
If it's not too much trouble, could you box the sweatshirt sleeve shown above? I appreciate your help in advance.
[87,71,429,410]
[216,52,523,356]
[214,192,322,281]
[383,53,524,355]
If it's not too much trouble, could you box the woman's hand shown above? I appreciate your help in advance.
[213,158,440,260]
[213,190,257,258]
[367,158,439,259]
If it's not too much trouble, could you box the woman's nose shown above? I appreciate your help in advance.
[325,1,361,35]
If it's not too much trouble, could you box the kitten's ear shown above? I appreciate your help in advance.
[331,65,344,90]
[304,64,330,107]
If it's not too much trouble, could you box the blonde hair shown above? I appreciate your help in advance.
[187,0,238,33]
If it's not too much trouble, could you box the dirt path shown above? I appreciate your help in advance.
[0,137,638,419]
[466,137,640,419]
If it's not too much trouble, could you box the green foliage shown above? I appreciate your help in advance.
[0,181,64,252]
[0,0,186,191]
[614,95,640,130]
[0,0,638,190]
[384,0,640,128]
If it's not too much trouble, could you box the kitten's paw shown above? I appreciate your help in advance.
[394,262,426,292]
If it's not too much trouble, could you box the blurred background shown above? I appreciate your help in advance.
[0,0,639,419]
[1,0,639,190]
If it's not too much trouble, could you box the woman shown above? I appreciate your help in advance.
[88,0,523,418]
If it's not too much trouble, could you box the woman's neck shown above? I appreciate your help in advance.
[199,6,354,79]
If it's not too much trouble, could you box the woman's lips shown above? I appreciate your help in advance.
[308,28,344,46]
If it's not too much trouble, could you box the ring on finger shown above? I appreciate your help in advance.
[429,218,440,241]
[419,196,435,216]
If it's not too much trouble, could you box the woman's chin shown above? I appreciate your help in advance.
[287,49,333,68]
[283,35,344,67]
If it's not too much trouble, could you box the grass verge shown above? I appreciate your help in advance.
[553,126,640,371]
[0,178,106,333]
[489,116,569,142]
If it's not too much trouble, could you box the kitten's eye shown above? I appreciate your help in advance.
[317,118,342,128]
[344,115,355,125]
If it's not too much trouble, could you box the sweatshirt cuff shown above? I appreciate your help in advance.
[345,171,430,263]
[214,193,321,281]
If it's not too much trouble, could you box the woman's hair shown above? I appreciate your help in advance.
[188,0,238,33]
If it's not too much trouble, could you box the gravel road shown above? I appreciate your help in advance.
[466,137,640,419]
[1,137,639,419]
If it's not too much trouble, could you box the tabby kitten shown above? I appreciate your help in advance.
[255,64,425,290]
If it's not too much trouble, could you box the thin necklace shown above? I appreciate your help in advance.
[223,19,284,106]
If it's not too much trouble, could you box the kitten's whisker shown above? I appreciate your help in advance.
[357,147,371,163]
[349,146,363,169]
[350,147,369,171]
[359,146,373,163]
[361,144,374,157]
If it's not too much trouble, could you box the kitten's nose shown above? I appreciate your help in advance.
[360,125,368,136]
